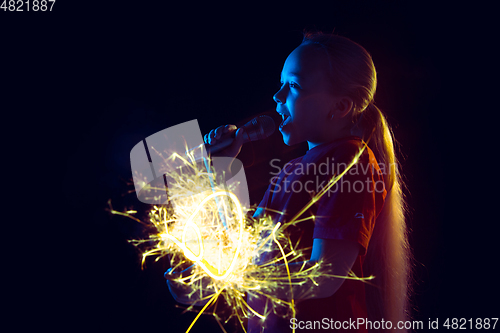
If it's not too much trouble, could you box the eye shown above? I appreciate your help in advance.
[277,81,300,89]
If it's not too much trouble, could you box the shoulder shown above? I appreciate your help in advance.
[333,138,366,161]
[310,137,367,166]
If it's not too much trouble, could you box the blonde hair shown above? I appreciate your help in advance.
[302,32,412,331]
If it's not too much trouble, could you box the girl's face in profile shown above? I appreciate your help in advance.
[274,44,341,148]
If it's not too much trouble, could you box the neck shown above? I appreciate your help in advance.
[307,127,353,150]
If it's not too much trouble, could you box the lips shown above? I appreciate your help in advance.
[277,111,291,129]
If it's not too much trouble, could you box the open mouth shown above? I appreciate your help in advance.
[279,113,291,129]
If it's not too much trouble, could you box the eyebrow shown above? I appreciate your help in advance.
[280,72,303,81]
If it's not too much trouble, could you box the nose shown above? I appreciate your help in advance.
[273,87,285,104]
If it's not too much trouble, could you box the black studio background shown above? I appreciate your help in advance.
[3,2,496,332]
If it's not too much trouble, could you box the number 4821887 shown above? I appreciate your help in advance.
[1,0,56,11]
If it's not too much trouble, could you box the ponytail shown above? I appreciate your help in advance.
[359,103,412,331]
[354,103,396,191]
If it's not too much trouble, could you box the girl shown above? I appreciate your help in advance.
[169,32,411,332]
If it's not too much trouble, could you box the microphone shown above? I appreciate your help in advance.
[205,115,276,155]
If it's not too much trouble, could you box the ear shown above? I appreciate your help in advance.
[330,97,354,118]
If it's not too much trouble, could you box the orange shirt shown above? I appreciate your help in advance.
[248,137,386,332]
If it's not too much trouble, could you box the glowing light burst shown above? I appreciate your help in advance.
[109,143,374,333]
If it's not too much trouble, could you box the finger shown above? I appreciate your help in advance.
[223,124,236,134]
[204,133,209,144]
[208,129,216,144]
[164,264,196,280]
[234,127,246,145]
[164,267,175,279]
[214,125,226,140]
[180,264,196,275]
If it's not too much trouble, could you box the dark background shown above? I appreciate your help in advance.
[3,1,496,332]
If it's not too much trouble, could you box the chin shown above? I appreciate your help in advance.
[280,131,299,146]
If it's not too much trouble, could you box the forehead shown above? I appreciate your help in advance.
[281,44,330,79]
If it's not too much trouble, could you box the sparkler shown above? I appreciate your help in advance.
[109,140,374,333]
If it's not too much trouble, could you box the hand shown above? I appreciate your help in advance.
[204,124,246,159]
[164,264,213,306]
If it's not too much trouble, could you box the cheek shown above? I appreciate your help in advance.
[293,93,333,119]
